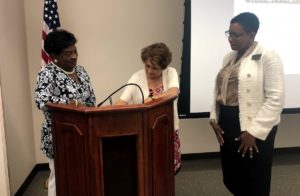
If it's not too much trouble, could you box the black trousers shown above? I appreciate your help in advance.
[219,105,277,196]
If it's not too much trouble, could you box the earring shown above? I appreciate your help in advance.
[53,59,58,63]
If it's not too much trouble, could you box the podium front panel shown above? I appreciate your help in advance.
[102,135,137,196]
[91,112,143,196]
[49,97,175,196]
[52,112,93,196]
[147,102,175,196]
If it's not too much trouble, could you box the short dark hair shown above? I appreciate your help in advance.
[231,12,260,33]
[44,29,77,55]
[141,42,172,70]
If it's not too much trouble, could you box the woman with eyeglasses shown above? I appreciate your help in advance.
[210,12,284,196]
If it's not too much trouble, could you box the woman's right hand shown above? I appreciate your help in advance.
[69,99,78,106]
[70,99,85,106]
[210,120,224,146]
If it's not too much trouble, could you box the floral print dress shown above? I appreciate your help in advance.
[35,63,96,158]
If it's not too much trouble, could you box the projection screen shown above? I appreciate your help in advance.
[178,0,300,118]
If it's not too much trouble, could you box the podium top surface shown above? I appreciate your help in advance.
[46,95,176,114]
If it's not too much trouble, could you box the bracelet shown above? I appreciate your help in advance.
[75,99,78,106]
[209,119,216,125]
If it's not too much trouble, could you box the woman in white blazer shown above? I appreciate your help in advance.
[210,12,284,196]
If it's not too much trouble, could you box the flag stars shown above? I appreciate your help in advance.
[43,0,60,29]
[42,0,60,66]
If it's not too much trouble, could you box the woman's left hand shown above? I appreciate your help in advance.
[235,131,259,158]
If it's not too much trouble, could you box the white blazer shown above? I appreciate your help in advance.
[210,43,285,140]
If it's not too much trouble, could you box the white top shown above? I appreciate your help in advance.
[210,43,285,140]
[120,67,180,130]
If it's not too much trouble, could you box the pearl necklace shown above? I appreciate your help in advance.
[52,63,76,75]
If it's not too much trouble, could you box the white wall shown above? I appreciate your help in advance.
[0,0,298,194]
[0,0,36,194]
[0,85,10,196]
[0,2,10,195]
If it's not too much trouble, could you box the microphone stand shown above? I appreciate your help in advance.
[97,83,144,107]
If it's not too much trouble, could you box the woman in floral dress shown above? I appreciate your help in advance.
[35,29,96,196]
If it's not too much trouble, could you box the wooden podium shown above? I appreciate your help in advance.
[47,96,176,196]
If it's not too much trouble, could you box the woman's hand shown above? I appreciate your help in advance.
[144,97,153,103]
[69,99,85,106]
[69,99,78,106]
[210,120,224,146]
[115,99,128,105]
[235,131,259,158]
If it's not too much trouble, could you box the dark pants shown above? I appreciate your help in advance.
[219,105,277,196]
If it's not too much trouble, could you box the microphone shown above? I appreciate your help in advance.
[97,83,144,107]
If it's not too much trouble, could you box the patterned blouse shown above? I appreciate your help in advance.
[148,86,164,97]
[35,63,96,158]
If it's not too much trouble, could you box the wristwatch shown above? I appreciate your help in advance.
[148,94,156,100]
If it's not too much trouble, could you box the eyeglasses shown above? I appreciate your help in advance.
[225,30,245,39]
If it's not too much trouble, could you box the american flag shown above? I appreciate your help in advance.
[41,0,61,66]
